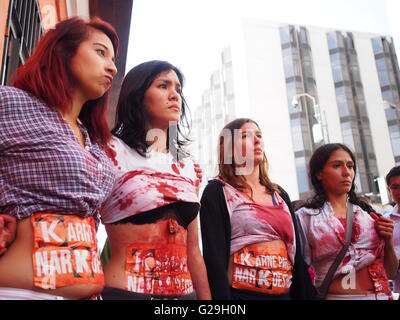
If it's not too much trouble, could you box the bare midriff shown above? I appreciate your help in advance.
[0,217,103,299]
[228,239,288,285]
[327,266,375,295]
[104,216,188,291]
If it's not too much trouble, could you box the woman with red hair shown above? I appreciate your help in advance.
[0,16,118,300]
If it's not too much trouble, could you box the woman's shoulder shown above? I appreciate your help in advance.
[0,86,41,104]
[202,178,225,194]
[295,204,320,216]
[0,85,24,97]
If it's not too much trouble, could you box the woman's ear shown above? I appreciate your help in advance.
[316,171,322,181]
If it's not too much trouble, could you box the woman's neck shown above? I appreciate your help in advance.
[242,165,261,189]
[147,126,168,153]
[326,192,348,210]
[62,95,85,127]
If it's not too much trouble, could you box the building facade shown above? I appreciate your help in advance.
[193,19,400,203]
[192,47,237,177]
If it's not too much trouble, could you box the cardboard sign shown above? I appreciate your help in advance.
[232,246,293,295]
[368,258,392,297]
[31,213,104,289]
[125,243,193,295]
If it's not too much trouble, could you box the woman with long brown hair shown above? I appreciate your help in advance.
[296,143,398,300]
[0,16,118,300]
[99,60,211,300]
[199,118,315,300]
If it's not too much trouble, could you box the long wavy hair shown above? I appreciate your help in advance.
[217,118,278,198]
[111,60,191,160]
[304,143,375,213]
[12,16,119,147]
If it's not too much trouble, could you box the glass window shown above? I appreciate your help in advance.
[376,58,387,71]
[280,26,291,44]
[282,47,292,59]
[327,32,338,49]
[391,137,400,156]
[299,27,309,44]
[332,65,343,82]
[378,70,390,86]
[382,90,394,104]
[345,33,355,49]
[291,121,304,152]
[372,38,384,54]
[283,61,295,78]
[295,157,310,193]
[330,52,342,64]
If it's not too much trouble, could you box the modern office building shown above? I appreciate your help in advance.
[192,47,237,177]
[192,18,400,203]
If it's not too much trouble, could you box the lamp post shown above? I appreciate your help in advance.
[291,93,329,150]
[382,100,399,110]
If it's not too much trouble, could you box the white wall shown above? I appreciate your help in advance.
[354,32,396,178]
[242,19,299,199]
[308,27,343,144]
[66,0,89,19]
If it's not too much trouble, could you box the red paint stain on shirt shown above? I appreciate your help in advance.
[105,145,118,166]
[156,182,181,201]
[171,164,180,175]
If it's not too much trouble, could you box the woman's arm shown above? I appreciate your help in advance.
[187,217,211,300]
[199,181,232,299]
[374,215,399,279]
[0,215,17,256]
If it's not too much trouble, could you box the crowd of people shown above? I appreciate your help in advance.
[0,16,399,300]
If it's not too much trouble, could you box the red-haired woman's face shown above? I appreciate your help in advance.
[70,29,117,102]
[317,149,355,196]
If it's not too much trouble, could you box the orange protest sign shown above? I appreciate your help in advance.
[232,246,293,295]
[125,242,193,295]
[31,213,104,289]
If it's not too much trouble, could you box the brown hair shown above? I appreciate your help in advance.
[217,118,278,199]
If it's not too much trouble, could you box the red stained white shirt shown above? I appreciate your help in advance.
[296,202,385,288]
[221,181,296,264]
[100,137,200,224]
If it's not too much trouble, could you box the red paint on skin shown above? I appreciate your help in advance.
[171,163,180,175]
[105,145,118,166]
[179,162,185,168]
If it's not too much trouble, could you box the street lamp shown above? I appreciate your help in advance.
[291,93,329,148]
[382,100,399,110]
[382,100,400,129]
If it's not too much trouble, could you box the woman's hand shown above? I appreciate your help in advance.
[370,213,399,279]
[0,215,17,256]
[194,163,203,183]
[372,214,394,243]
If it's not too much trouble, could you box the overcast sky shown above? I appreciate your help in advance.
[126,0,394,109]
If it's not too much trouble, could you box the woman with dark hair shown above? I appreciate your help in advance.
[0,16,118,299]
[199,118,315,300]
[296,143,398,300]
[99,60,211,300]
